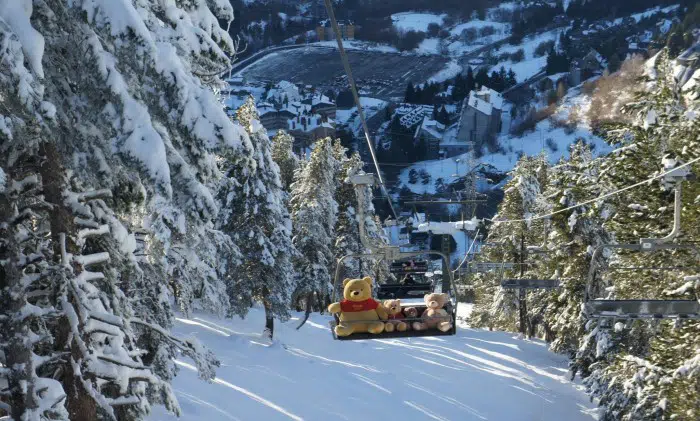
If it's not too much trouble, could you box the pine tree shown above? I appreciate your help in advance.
[271,130,300,192]
[0,0,241,417]
[219,98,298,340]
[470,155,549,334]
[465,66,476,94]
[290,138,340,316]
[574,50,700,420]
[405,82,415,103]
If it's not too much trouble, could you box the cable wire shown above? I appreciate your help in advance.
[486,156,700,225]
[453,229,480,274]
[322,0,397,219]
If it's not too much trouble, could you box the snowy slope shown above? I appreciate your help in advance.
[392,12,445,32]
[148,305,597,421]
[492,29,563,80]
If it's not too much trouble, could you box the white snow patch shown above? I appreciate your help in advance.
[0,0,45,78]
[428,61,462,83]
[148,307,597,421]
[392,12,445,32]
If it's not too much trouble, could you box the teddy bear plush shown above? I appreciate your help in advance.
[411,293,453,332]
[382,299,408,332]
[328,276,388,336]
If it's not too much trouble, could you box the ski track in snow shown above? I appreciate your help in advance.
[148,304,597,421]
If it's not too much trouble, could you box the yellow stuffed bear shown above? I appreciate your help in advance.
[328,276,388,336]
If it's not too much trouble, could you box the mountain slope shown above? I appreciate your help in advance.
[149,305,598,421]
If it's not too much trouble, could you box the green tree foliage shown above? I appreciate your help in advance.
[472,50,700,419]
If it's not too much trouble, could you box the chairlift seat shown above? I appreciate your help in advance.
[585,299,700,319]
[329,302,457,340]
[501,279,560,289]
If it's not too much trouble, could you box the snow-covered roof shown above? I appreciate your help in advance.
[397,104,433,128]
[546,72,568,82]
[466,86,503,116]
[311,94,334,106]
[267,80,301,103]
[420,117,445,139]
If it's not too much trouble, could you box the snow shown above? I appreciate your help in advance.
[428,60,462,83]
[398,157,473,195]
[0,0,45,78]
[613,4,680,25]
[417,38,440,55]
[391,12,445,33]
[0,167,5,193]
[416,219,479,235]
[491,29,562,81]
[148,306,597,421]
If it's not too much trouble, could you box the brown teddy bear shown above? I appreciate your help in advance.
[382,299,408,332]
[328,276,388,337]
[411,293,453,332]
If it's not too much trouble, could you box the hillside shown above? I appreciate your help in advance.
[148,305,598,421]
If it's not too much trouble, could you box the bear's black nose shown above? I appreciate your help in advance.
[352,291,360,296]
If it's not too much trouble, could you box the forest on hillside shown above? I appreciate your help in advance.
[469,51,700,420]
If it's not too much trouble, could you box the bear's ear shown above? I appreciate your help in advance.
[440,293,449,303]
[342,278,352,288]
[362,276,373,286]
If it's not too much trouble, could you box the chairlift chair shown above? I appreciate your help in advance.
[329,250,458,341]
[583,157,700,320]
[584,243,700,319]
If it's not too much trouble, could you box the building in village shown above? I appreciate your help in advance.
[447,86,503,158]
[414,117,446,160]
[569,49,605,86]
[257,81,337,153]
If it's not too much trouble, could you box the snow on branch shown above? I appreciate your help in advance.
[130,318,219,381]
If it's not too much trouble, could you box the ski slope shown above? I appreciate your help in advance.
[149,305,598,421]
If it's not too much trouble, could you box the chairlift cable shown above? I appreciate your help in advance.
[322,0,397,219]
[453,229,481,274]
[486,156,700,225]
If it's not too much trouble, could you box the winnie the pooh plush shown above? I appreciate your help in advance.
[328,277,388,336]
[382,299,408,332]
[411,293,453,332]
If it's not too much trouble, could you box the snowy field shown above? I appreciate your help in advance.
[392,12,445,32]
[491,29,564,81]
[149,305,598,421]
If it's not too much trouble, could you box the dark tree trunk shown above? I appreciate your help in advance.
[39,143,98,421]
[262,287,274,339]
[296,291,314,330]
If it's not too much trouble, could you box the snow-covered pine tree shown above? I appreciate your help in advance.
[219,98,297,340]
[271,130,300,193]
[290,138,340,316]
[575,50,700,420]
[469,154,550,335]
[332,149,389,285]
[1,0,241,417]
[333,148,362,281]
[541,141,611,358]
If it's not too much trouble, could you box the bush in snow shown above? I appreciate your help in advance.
[534,40,555,57]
